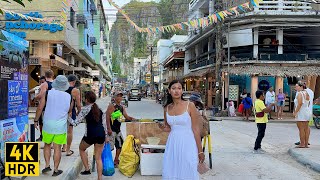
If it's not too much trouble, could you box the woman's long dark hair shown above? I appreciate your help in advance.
[85,91,101,122]
[164,80,185,108]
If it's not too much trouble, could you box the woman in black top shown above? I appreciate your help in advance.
[68,91,106,180]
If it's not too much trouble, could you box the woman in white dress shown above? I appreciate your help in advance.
[159,80,204,180]
[293,81,311,148]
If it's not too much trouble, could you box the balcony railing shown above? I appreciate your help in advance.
[253,0,313,15]
[189,50,216,70]
[189,0,199,10]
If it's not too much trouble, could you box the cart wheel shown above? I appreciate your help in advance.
[314,116,320,129]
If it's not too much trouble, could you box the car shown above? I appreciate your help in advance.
[128,88,141,101]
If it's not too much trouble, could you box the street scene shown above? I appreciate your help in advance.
[1,0,320,180]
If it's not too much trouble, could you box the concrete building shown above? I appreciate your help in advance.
[0,0,112,90]
[157,35,188,90]
[184,0,320,110]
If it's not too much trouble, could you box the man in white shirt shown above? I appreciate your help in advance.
[265,87,275,120]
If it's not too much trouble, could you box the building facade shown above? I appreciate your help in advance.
[184,0,320,111]
[0,0,112,90]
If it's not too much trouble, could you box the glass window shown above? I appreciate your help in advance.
[87,34,89,47]
[70,7,75,27]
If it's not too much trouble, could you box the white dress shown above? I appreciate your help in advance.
[162,102,199,180]
[294,91,311,121]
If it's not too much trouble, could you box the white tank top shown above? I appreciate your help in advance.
[43,89,71,134]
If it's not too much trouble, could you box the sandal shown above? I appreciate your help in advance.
[52,170,63,176]
[80,170,91,175]
[114,160,119,168]
[66,150,74,156]
[42,166,52,174]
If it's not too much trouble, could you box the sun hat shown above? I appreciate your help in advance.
[52,75,70,91]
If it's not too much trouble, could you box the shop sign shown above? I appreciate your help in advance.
[29,58,39,65]
[4,12,64,39]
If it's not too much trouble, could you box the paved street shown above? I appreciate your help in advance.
[74,98,320,180]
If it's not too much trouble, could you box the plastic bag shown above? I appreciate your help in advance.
[238,104,244,113]
[101,143,115,176]
[119,135,140,177]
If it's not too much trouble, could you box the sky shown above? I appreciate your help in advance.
[103,0,159,28]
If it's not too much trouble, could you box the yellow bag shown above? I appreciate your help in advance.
[119,135,140,177]
[309,117,314,126]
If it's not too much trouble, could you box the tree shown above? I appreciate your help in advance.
[1,0,32,7]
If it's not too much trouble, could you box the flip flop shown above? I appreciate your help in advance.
[295,146,306,148]
[66,150,74,156]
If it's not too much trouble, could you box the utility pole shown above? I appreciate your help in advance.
[150,46,154,97]
[214,0,224,109]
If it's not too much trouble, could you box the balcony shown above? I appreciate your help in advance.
[189,51,215,70]
[189,0,208,11]
[253,0,314,15]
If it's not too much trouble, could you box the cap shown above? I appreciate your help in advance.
[114,91,123,97]
[67,74,78,82]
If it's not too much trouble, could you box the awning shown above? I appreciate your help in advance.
[183,68,214,78]
[163,51,185,67]
[221,65,320,77]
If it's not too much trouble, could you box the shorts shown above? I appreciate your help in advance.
[277,101,285,107]
[42,130,67,145]
[82,136,105,145]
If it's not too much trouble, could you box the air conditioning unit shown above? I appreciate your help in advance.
[90,37,97,45]
[67,56,75,66]
[76,14,86,25]
[100,49,104,55]
[90,4,97,15]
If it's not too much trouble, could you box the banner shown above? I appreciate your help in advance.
[107,0,263,34]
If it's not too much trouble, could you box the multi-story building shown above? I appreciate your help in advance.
[185,0,320,110]
[0,0,112,90]
[157,35,188,90]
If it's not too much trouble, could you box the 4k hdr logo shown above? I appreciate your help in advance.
[5,142,39,176]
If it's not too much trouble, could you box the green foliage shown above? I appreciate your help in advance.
[1,0,32,7]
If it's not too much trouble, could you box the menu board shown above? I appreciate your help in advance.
[0,30,29,159]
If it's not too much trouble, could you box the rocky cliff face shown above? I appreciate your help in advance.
[110,0,189,76]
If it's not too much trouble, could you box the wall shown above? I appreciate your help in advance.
[157,39,173,63]
[0,0,66,41]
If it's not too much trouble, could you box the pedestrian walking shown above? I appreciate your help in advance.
[265,87,276,120]
[253,90,275,154]
[159,80,204,180]
[68,91,107,180]
[62,75,81,156]
[34,75,73,176]
[242,93,253,121]
[105,91,136,167]
[34,70,54,142]
[276,88,286,120]
[293,81,312,148]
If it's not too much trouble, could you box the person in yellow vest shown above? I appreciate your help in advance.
[253,90,275,154]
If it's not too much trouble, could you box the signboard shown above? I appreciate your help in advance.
[29,58,39,65]
[0,30,29,160]
[228,85,239,101]
[4,12,63,39]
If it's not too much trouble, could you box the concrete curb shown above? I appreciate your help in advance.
[59,156,83,180]
[288,148,320,173]
[211,117,296,124]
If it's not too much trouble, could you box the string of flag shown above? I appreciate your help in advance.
[107,0,263,34]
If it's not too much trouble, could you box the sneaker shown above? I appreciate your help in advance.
[52,170,63,177]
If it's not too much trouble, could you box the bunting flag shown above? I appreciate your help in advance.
[107,0,263,34]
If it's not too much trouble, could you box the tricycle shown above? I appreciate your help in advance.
[313,105,320,129]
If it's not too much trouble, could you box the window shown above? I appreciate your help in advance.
[70,7,75,27]
[87,34,89,47]
[92,45,94,53]
[29,40,34,55]
[92,15,94,24]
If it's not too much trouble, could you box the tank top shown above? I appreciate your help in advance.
[65,86,77,120]
[85,108,105,138]
[277,93,285,101]
[46,81,52,90]
[111,103,124,133]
